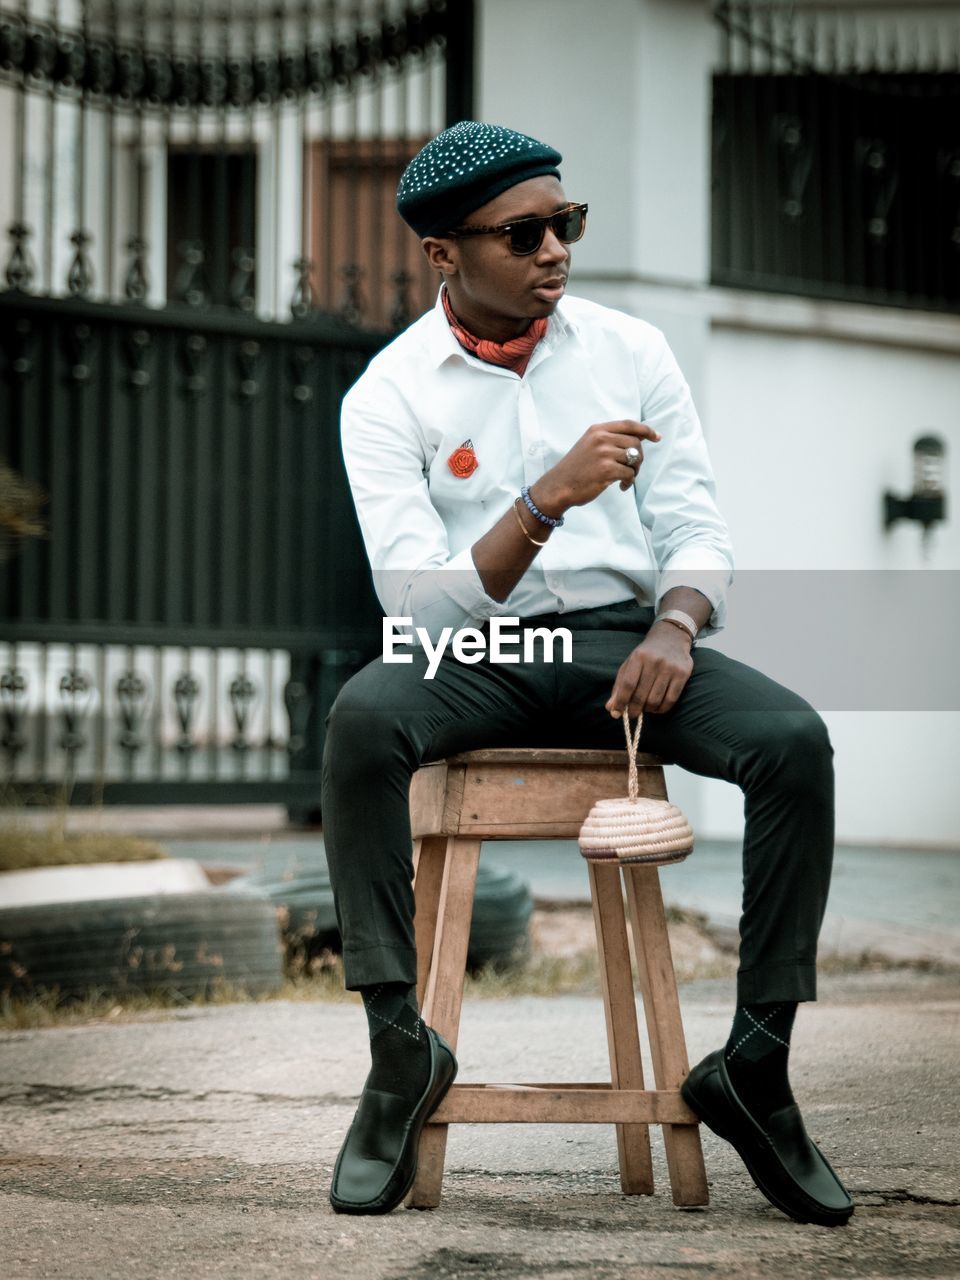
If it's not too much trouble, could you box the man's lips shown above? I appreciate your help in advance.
[533,277,567,297]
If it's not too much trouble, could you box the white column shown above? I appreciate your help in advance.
[477,0,715,400]
[256,104,303,320]
[631,0,712,288]
[477,0,637,279]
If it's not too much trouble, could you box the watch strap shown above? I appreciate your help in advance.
[654,609,699,643]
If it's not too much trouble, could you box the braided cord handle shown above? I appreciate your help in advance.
[622,711,643,801]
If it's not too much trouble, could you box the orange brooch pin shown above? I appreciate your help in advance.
[447,439,479,479]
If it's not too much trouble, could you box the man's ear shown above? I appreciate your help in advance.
[421,236,458,276]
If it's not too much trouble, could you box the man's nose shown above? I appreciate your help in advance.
[537,226,570,264]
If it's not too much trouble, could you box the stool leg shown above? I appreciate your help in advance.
[623,864,709,1208]
[407,835,481,1210]
[412,836,447,1010]
[588,862,655,1195]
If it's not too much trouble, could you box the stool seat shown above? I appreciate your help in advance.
[443,748,662,764]
[411,748,667,841]
[407,747,708,1210]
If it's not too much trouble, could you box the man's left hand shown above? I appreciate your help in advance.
[605,623,694,718]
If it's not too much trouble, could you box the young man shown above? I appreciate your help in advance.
[323,121,854,1226]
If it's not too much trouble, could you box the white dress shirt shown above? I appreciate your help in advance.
[340,291,734,643]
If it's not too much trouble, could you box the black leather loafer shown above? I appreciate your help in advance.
[681,1049,855,1227]
[329,1025,457,1215]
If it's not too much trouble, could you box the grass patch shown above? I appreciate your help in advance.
[0,950,602,1031]
[0,984,260,1031]
[0,965,359,1031]
[2,906,953,1033]
[1,949,948,1033]
[0,789,167,872]
[466,951,601,998]
[817,949,954,976]
[0,830,168,873]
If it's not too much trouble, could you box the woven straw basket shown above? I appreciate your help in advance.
[579,713,694,866]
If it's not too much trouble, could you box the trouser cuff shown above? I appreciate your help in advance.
[341,942,418,992]
[736,960,818,1004]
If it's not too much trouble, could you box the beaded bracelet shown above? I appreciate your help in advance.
[520,484,564,527]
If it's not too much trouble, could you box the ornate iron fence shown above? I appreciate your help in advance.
[0,0,471,321]
[712,1,960,313]
[0,0,475,810]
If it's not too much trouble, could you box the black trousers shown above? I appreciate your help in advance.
[321,601,835,1005]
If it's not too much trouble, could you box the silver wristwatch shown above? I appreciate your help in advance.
[654,609,699,644]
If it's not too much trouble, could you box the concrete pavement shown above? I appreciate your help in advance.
[4,807,957,1277]
[0,971,957,1279]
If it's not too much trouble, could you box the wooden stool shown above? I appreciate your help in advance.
[407,747,708,1209]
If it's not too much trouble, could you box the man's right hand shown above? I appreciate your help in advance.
[529,420,662,516]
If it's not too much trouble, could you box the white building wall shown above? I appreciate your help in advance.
[478,0,960,847]
[707,314,960,575]
[704,310,960,846]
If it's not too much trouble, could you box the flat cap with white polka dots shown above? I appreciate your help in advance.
[396,120,562,238]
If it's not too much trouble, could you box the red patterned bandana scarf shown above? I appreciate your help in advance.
[442,288,548,378]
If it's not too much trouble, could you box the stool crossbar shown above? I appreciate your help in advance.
[406,748,709,1210]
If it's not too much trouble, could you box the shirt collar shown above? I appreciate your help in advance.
[424,286,578,371]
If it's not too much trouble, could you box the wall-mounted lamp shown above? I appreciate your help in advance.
[884,434,947,555]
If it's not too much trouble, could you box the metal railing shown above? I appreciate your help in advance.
[0,0,469,326]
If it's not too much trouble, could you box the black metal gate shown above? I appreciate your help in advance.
[0,0,475,810]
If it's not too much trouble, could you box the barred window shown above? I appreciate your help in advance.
[711,2,960,314]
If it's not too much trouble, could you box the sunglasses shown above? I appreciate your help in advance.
[447,202,588,256]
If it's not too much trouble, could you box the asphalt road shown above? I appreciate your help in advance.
[1,971,957,1280]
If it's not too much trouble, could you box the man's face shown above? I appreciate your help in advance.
[433,175,574,338]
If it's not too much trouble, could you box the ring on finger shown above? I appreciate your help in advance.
[624,446,641,467]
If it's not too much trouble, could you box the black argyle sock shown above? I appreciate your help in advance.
[360,982,431,1100]
[723,1000,798,1124]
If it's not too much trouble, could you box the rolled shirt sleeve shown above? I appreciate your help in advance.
[341,384,499,640]
[633,332,734,636]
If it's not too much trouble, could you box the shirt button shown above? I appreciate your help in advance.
[527,444,539,457]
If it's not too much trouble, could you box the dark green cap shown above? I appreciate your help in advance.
[396,120,562,238]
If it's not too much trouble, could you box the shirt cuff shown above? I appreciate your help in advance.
[378,547,501,644]
[655,564,732,637]
[439,546,501,620]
